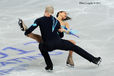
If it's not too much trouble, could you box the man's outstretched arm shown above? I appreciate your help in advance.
[24,24,38,36]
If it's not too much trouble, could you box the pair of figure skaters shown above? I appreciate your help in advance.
[18,6,101,71]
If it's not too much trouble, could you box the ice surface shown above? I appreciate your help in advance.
[0,0,114,76]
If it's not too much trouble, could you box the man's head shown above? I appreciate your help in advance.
[45,6,54,16]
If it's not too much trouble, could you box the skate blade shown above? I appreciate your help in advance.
[66,64,74,68]
[97,58,102,66]
[46,69,53,72]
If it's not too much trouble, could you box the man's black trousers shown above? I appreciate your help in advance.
[39,39,96,67]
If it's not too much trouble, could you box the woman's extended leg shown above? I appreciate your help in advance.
[27,33,42,43]
[18,19,42,43]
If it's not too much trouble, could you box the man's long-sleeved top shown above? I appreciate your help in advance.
[25,15,64,42]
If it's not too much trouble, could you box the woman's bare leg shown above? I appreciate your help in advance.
[66,40,76,66]
[27,33,42,43]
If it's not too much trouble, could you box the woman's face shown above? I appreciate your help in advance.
[59,12,67,20]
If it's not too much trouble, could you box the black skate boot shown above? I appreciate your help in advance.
[45,65,53,72]
[18,18,27,31]
[93,57,102,66]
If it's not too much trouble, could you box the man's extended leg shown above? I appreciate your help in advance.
[56,39,101,65]
[45,39,101,65]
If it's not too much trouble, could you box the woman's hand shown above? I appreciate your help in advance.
[58,28,69,34]
[58,28,65,32]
